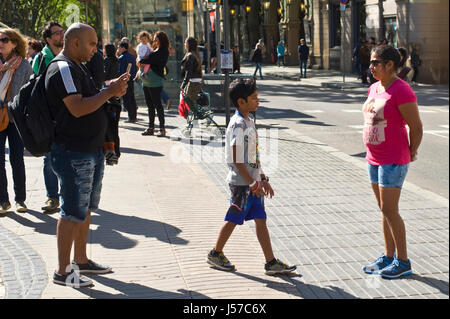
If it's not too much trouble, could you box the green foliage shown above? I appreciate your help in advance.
[0,0,102,40]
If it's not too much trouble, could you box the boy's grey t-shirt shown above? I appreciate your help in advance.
[225,112,261,185]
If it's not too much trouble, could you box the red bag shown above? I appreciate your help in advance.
[178,91,189,118]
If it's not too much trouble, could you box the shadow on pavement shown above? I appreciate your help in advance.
[231,271,358,299]
[402,274,449,296]
[6,209,189,250]
[78,275,210,299]
[120,147,164,157]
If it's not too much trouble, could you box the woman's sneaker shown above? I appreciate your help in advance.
[0,202,11,214]
[363,254,394,274]
[379,258,412,279]
[265,258,297,275]
[53,269,93,288]
[207,250,236,272]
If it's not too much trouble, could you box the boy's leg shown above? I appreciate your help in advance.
[214,221,237,252]
[254,218,275,262]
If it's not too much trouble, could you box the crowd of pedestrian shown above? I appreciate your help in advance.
[353,37,421,86]
[0,20,424,289]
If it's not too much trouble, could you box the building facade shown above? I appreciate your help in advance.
[101,0,448,84]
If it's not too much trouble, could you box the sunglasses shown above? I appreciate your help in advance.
[0,37,11,44]
[51,29,65,36]
[370,59,385,66]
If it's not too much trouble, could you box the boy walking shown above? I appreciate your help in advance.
[207,78,296,275]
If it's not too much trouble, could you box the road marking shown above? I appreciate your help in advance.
[424,130,449,139]
[439,125,449,129]
[342,109,361,113]
[419,110,437,113]
[348,125,364,129]
[303,110,324,113]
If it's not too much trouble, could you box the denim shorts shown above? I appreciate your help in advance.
[50,143,105,223]
[367,163,409,189]
[225,184,267,225]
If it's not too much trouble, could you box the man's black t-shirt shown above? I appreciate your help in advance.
[45,55,108,152]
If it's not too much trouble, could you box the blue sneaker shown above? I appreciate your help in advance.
[380,258,412,279]
[363,254,394,274]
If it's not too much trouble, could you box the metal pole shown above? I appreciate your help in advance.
[224,0,231,126]
[342,5,346,83]
[205,9,211,73]
[215,4,221,73]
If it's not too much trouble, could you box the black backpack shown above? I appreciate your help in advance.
[8,58,64,157]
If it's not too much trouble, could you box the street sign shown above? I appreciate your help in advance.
[339,0,349,4]
[340,4,346,11]
[221,49,233,70]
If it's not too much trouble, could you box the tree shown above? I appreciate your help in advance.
[0,0,102,40]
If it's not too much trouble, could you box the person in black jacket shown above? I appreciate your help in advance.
[103,43,121,159]
[181,37,203,105]
[139,31,169,137]
[85,46,104,90]
[104,43,119,81]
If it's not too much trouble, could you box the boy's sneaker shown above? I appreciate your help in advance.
[207,250,236,272]
[0,202,11,214]
[42,198,60,212]
[53,269,93,288]
[363,254,394,274]
[379,258,412,279]
[265,258,297,275]
[72,259,112,274]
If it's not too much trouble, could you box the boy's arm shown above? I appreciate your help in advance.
[233,145,265,197]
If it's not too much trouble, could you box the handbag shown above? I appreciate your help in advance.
[0,83,12,132]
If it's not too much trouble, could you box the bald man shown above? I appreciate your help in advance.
[45,23,129,287]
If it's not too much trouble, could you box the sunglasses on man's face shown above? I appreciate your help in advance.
[370,59,385,66]
[51,29,65,36]
[0,37,11,44]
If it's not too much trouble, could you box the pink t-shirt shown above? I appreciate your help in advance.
[363,78,417,165]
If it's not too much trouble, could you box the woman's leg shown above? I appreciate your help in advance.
[149,87,165,130]
[379,186,408,261]
[143,86,155,129]
[0,129,9,203]
[371,183,396,258]
[7,124,26,203]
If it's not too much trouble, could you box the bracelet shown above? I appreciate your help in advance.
[250,181,260,194]
[249,180,256,188]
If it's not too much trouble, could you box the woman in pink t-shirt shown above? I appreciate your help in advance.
[362,45,423,279]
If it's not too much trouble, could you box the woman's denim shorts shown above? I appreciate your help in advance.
[51,143,105,223]
[367,163,409,189]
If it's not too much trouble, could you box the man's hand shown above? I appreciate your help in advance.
[262,181,274,198]
[107,73,129,98]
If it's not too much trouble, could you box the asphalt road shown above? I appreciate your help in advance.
[255,79,449,199]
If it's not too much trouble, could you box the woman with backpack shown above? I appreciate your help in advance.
[0,28,33,214]
[180,37,203,108]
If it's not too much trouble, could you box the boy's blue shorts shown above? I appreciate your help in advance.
[225,184,267,225]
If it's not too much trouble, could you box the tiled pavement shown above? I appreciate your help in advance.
[0,89,448,299]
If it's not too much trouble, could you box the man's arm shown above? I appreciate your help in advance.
[62,73,129,118]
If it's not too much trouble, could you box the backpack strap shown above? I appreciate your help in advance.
[36,52,46,76]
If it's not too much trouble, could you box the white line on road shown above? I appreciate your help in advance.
[303,110,324,113]
[439,125,449,129]
[419,110,437,113]
[424,130,449,139]
[342,110,361,113]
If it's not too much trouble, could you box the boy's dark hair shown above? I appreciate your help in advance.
[229,78,257,109]
[42,21,62,43]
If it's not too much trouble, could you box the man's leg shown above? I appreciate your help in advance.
[214,221,236,252]
[73,212,91,264]
[57,218,78,275]
[254,218,275,262]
